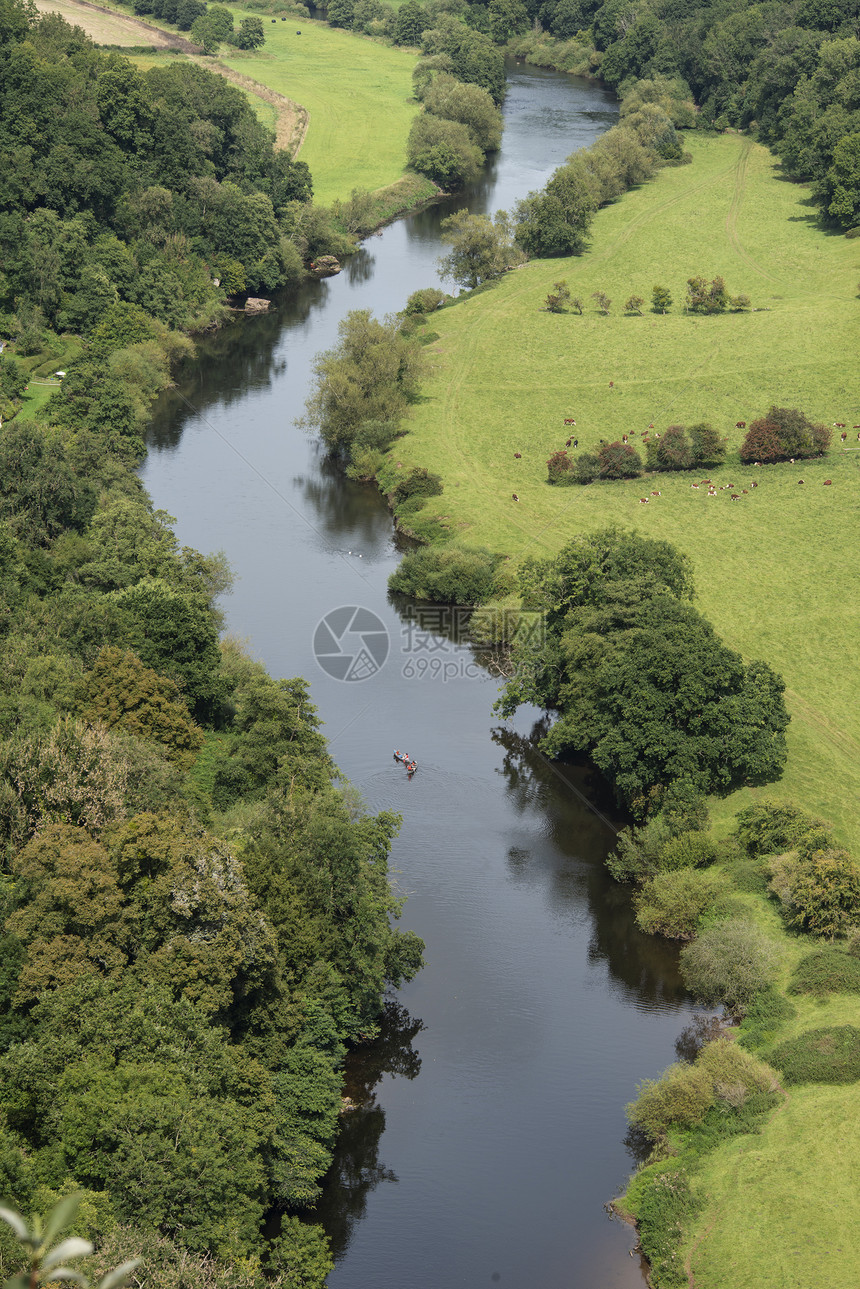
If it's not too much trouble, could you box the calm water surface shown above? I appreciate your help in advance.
[142,64,701,1289]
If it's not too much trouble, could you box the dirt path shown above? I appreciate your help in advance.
[201,58,309,157]
[33,0,310,157]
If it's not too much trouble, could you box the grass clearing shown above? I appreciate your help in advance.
[685,1084,860,1288]
[32,0,176,43]
[397,133,860,850]
[220,14,421,201]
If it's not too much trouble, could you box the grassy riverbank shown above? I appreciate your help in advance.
[394,131,860,851]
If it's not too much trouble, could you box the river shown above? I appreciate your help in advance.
[142,62,701,1289]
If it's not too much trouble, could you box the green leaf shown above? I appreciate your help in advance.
[0,1205,30,1242]
[97,1259,141,1289]
[42,1239,94,1273]
[40,1195,83,1252]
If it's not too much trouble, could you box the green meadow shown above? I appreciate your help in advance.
[221,15,421,202]
[397,132,860,849]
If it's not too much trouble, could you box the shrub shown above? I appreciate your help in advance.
[391,467,443,507]
[407,115,483,189]
[388,544,504,604]
[626,1168,700,1289]
[625,294,644,314]
[635,868,727,940]
[729,294,751,311]
[770,847,860,938]
[659,831,719,871]
[403,287,447,316]
[607,816,674,884]
[696,1036,777,1099]
[789,947,860,996]
[571,451,600,483]
[735,800,825,857]
[651,284,672,313]
[685,275,729,314]
[740,407,832,463]
[596,439,642,478]
[689,421,726,466]
[546,449,575,484]
[627,1061,715,1141]
[654,424,693,471]
[544,281,571,312]
[771,1026,860,1085]
[680,917,780,1016]
[591,290,611,314]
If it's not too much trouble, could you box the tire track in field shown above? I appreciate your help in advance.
[725,139,781,285]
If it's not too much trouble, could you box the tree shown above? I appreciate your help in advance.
[625,294,645,313]
[303,309,427,458]
[596,440,641,477]
[823,130,860,228]
[407,113,483,188]
[232,15,265,48]
[0,1193,140,1289]
[544,281,571,312]
[685,275,730,313]
[437,209,523,290]
[514,161,595,257]
[79,646,204,766]
[392,0,426,45]
[654,424,693,470]
[591,290,611,313]
[689,421,726,466]
[422,73,502,152]
[680,917,780,1015]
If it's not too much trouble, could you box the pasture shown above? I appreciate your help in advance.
[397,132,860,849]
[31,0,178,43]
[221,13,421,202]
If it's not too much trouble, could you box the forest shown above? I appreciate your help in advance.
[0,3,423,1286]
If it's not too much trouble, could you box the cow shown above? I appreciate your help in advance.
[512,493,520,501]
[514,452,521,458]
[824,479,833,485]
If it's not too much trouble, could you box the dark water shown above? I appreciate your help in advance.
[142,64,700,1289]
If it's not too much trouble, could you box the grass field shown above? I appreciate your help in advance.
[32,0,177,42]
[220,14,421,202]
[395,132,860,850]
[686,1083,859,1288]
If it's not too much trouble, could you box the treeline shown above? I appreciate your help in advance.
[130,0,268,52]
[0,1,351,343]
[0,403,423,1284]
[0,4,423,1285]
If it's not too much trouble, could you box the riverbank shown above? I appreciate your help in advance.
[387,129,860,854]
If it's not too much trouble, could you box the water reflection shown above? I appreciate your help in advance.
[315,999,424,1261]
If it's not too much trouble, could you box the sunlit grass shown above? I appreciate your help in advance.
[221,13,421,202]
[396,132,860,848]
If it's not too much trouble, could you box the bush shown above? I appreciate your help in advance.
[544,281,571,313]
[653,424,693,471]
[407,114,483,188]
[735,799,826,857]
[789,947,860,996]
[403,287,447,316]
[689,421,726,466]
[626,1168,700,1289]
[659,831,719,871]
[571,451,600,484]
[546,449,574,483]
[680,917,780,1016]
[388,544,505,604]
[740,407,831,463]
[628,1039,776,1142]
[390,467,443,507]
[771,1026,860,1085]
[635,867,727,940]
[769,847,860,938]
[596,439,642,479]
[685,275,729,314]
[607,816,674,884]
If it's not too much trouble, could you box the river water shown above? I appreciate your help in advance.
[142,64,701,1289]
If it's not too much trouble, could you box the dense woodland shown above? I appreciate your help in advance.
[0,3,423,1286]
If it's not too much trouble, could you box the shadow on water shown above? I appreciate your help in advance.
[314,999,425,1261]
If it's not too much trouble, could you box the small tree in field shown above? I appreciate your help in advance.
[730,293,751,311]
[652,284,672,313]
[597,440,642,478]
[689,421,726,466]
[625,294,645,314]
[685,275,729,314]
[740,418,783,462]
[680,916,779,1015]
[544,281,571,313]
[571,295,584,314]
[591,290,611,314]
[655,423,693,470]
[546,449,574,483]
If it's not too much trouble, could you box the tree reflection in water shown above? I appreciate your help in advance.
[315,997,424,1262]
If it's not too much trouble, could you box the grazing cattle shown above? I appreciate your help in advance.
[736,421,746,428]
[514,452,521,458]
[841,432,847,441]
[824,479,832,485]
[564,418,576,425]
[572,439,578,448]
[638,497,649,504]
[512,493,520,501]
[731,494,740,500]
[652,491,661,497]
[609,381,614,386]
[742,489,748,494]
[565,438,572,447]
[798,479,805,484]
[622,435,628,444]
[750,481,759,488]
[648,423,654,429]
[691,483,700,489]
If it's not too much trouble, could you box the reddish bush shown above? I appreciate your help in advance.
[547,449,574,484]
[740,418,783,462]
[597,440,643,479]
